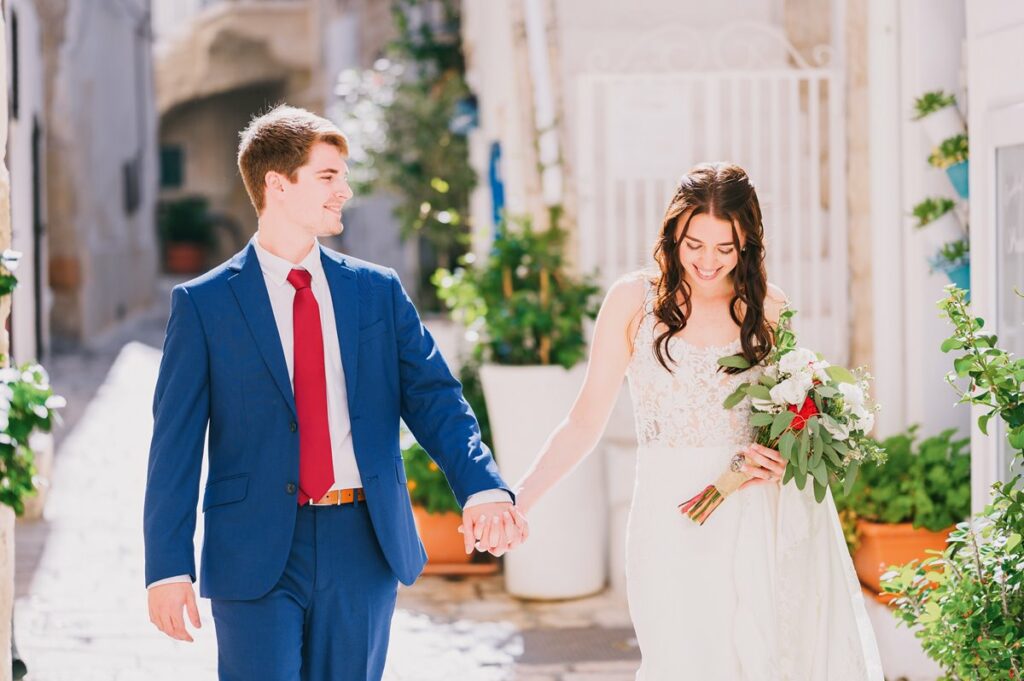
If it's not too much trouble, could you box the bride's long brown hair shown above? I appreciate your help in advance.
[651,162,773,375]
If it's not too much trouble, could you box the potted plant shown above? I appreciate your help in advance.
[433,209,607,599]
[157,196,215,273]
[400,432,474,568]
[912,90,963,148]
[881,287,1024,679]
[833,426,971,602]
[911,197,964,251]
[927,133,969,199]
[928,238,970,296]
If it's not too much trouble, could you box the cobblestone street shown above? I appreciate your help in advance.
[12,281,639,681]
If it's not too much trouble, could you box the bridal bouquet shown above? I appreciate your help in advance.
[678,307,885,525]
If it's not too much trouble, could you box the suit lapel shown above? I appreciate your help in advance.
[228,243,297,417]
[321,247,361,402]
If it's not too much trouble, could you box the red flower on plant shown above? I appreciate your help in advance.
[788,396,819,431]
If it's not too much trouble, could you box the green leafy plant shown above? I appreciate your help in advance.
[929,238,970,274]
[0,250,21,298]
[832,426,971,532]
[0,361,65,514]
[881,286,1024,679]
[157,196,215,247]
[928,134,969,169]
[912,197,957,229]
[433,209,601,369]
[333,0,475,307]
[913,90,957,120]
[401,436,461,516]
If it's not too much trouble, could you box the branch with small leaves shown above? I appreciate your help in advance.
[880,285,1024,679]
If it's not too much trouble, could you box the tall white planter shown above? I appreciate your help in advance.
[480,363,608,599]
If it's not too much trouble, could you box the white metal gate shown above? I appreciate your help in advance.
[575,23,849,364]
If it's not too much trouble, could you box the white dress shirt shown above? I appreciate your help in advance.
[148,235,509,588]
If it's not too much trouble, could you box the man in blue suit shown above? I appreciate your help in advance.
[144,105,528,680]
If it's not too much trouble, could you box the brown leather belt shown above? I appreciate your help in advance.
[309,487,365,506]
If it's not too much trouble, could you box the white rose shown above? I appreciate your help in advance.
[839,382,866,409]
[812,360,832,383]
[821,417,850,441]
[770,376,811,406]
[778,348,817,376]
[855,412,875,433]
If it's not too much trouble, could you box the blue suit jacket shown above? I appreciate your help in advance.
[143,242,511,600]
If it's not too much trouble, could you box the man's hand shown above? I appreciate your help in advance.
[148,582,202,642]
[458,502,529,557]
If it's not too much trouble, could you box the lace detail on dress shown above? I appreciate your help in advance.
[626,277,764,448]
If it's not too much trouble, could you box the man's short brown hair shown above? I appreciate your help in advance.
[237,105,349,214]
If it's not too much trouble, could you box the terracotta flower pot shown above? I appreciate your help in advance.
[412,505,472,565]
[164,242,206,273]
[853,519,955,604]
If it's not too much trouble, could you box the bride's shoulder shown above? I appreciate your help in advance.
[607,269,654,305]
[764,282,789,326]
[600,270,653,326]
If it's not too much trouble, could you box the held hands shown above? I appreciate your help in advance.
[458,502,530,557]
[148,582,202,642]
[739,443,786,490]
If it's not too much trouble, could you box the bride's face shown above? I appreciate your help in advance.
[676,211,744,291]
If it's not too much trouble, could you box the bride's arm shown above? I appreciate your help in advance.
[513,275,646,515]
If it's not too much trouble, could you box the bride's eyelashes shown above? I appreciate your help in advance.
[683,240,735,256]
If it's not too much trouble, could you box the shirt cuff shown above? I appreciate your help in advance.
[464,489,513,508]
[147,574,192,589]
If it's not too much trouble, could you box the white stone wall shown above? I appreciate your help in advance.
[866,0,969,442]
[6,0,48,362]
[45,0,159,344]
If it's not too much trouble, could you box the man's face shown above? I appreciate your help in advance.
[274,142,353,238]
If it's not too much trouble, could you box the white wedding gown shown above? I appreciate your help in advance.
[623,280,884,680]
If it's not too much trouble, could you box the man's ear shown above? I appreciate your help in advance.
[264,171,286,200]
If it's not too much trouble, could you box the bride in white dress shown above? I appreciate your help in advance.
[513,163,884,680]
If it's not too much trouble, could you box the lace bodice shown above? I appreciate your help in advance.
[626,278,764,448]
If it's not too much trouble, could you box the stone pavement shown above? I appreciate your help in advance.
[12,279,639,681]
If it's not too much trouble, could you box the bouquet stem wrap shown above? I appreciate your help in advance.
[678,458,750,525]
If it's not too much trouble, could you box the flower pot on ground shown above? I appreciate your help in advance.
[164,243,207,274]
[832,426,970,603]
[410,506,470,565]
[401,437,477,570]
[434,210,604,599]
[913,90,963,148]
[157,196,215,273]
[479,363,607,598]
[853,519,955,601]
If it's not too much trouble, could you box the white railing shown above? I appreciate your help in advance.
[575,23,848,364]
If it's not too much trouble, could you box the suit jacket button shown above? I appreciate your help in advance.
[286,483,297,495]
[289,421,298,432]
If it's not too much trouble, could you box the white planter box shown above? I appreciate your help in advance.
[920,105,964,148]
[480,363,608,599]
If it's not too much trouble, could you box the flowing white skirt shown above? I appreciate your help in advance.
[625,443,885,681]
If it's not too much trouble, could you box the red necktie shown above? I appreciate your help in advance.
[287,268,335,505]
